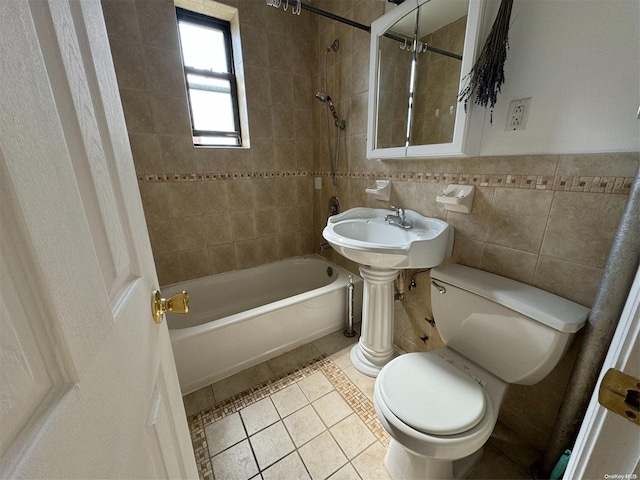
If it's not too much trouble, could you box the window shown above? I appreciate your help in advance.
[176,8,242,147]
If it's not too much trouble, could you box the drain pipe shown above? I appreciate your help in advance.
[537,166,640,477]
[344,276,357,338]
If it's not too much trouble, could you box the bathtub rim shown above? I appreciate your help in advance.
[166,254,362,342]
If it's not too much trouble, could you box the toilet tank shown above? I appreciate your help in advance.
[430,264,590,385]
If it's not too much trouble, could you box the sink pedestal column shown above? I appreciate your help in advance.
[350,265,399,377]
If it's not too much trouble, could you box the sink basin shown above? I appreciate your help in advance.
[322,207,453,269]
[323,208,454,376]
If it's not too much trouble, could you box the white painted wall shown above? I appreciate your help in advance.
[474,0,639,156]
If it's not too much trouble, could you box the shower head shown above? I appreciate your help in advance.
[326,39,339,53]
[315,92,344,129]
[315,91,329,103]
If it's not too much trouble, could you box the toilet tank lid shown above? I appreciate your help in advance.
[431,264,590,333]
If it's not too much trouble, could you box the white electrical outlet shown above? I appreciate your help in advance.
[506,98,531,131]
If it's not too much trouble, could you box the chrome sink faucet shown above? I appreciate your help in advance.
[385,205,413,229]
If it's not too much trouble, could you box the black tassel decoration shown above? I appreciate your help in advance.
[458,0,514,124]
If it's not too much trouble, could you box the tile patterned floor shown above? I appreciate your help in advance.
[186,355,391,480]
[184,332,533,480]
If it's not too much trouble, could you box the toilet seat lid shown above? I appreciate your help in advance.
[378,354,487,435]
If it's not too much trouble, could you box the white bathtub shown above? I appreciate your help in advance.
[165,255,363,395]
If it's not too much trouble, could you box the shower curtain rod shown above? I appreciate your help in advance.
[293,2,462,61]
[384,31,462,60]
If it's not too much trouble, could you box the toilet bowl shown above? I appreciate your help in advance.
[374,264,590,480]
[374,348,507,479]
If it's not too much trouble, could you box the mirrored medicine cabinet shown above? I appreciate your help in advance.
[366,0,486,159]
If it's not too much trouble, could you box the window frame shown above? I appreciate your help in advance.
[176,7,242,147]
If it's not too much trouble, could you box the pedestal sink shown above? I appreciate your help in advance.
[323,207,453,376]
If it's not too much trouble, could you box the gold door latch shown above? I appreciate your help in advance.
[598,368,640,426]
[152,290,189,324]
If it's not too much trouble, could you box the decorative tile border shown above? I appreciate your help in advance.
[137,170,312,182]
[137,170,633,194]
[320,359,388,446]
[186,356,387,480]
[316,171,634,194]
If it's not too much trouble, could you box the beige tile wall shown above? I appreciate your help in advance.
[103,0,639,457]
[101,0,315,285]
[309,0,639,455]
[314,154,636,453]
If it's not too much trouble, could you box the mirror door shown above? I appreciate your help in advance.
[367,0,486,159]
[375,9,416,150]
[411,1,468,146]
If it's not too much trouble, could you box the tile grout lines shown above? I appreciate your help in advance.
[186,355,388,480]
[317,359,389,447]
[137,170,635,195]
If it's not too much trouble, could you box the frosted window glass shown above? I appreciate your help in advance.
[178,22,228,73]
[187,74,234,132]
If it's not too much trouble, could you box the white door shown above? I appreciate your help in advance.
[564,265,640,479]
[0,0,198,478]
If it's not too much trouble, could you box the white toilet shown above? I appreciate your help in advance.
[374,264,590,480]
